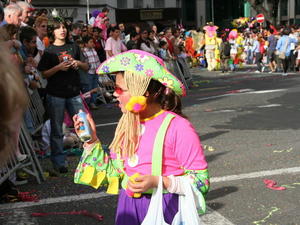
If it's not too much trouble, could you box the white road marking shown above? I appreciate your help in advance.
[248,89,286,94]
[95,122,118,127]
[0,192,111,210]
[1,167,300,225]
[257,104,282,108]
[198,88,286,101]
[213,110,236,113]
[211,166,300,183]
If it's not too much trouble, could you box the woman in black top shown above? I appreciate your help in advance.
[38,18,88,173]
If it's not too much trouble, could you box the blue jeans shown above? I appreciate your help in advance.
[246,49,253,64]
[88,73,99,104]
[46,94,83,168]
[79,70,90,94]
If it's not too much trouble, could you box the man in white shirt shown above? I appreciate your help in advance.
[16,1,30,27]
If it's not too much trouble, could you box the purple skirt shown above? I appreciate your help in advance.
[115,189,179,225]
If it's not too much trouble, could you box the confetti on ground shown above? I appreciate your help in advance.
[18,191,39,202]
[203,145,215,152]
[263,179,286,191]
[281,182,300,189]
[204,108,214,112]
[273,147,293,153]
[253,207,280,225]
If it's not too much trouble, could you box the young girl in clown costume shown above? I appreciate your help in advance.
[73,50,209,225]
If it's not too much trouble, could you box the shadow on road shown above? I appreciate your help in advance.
[206,186,238,201]
[213,91,300,130]
[200,130,229,141]
[205,151,230,163]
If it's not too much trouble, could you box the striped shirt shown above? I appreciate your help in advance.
[82,47,101,74]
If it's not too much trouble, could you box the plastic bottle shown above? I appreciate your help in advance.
[77,110,92,142]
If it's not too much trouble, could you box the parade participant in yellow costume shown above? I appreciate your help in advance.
[203,22,218,71]
[235,32,245,68]
[214,33,223,70]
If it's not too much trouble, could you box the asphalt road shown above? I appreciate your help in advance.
[1,68,300,225]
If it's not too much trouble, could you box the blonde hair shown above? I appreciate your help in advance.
[109,71,151,158]
[34,16,48,28]
[0,45,28,165]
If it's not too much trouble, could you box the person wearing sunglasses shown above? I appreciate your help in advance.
[34,16,48,58]
[73,50,209,224]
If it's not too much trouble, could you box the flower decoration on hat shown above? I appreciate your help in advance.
[125,96,147,113]
[96,50,186,96]
[102,66,110,73]
[158,77,174,89]
[145,69,154,77]
[135,64,144,71]
[120,57,131,66]
[135,54,149,63]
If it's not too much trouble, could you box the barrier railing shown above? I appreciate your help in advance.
[97,74,115,104]
[0,88,45,187]
[27,89,45,135]
[165,58,192,90]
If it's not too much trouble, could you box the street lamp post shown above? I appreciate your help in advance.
[86,0,90,22]
[211,0,214,22]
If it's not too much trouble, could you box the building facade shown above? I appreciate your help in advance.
[33,0,300,30]
[34,0,184,28]
[279,0,300,24]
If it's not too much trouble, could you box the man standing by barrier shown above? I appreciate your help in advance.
[38,18,88,173]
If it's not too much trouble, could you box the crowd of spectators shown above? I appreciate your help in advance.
[0,0,299,203]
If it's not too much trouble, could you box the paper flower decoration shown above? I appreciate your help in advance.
[125,96,147,113]
[158,77,174,89]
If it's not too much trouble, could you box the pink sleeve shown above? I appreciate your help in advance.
[104,38,112,51]
[121,42,127,52]
[170,117,207,170]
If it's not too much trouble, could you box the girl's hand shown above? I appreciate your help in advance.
[73,110,98,144]
[58,61,71,71]
[127,175,159,193]
[70,58,79,70]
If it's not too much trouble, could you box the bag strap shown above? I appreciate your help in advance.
[151,113,175,176]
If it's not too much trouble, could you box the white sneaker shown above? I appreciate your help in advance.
[254,70,260,73]
[16,154,28,162]
[282,73,288,76]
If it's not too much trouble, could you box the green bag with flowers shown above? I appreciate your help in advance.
[74,142,124,194]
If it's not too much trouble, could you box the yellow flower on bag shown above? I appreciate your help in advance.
[125,96,147,113]
[158,77,174,89]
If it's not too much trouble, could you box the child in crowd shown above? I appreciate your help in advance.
[158,40,170,62]
[37,18,88,173]
[82,36,101,109]
[73,50,209,224]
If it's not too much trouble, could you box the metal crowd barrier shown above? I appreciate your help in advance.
[0,88,45,187]
[27,89,45,134]
[165,58,193,90]
[97,74,115,104]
